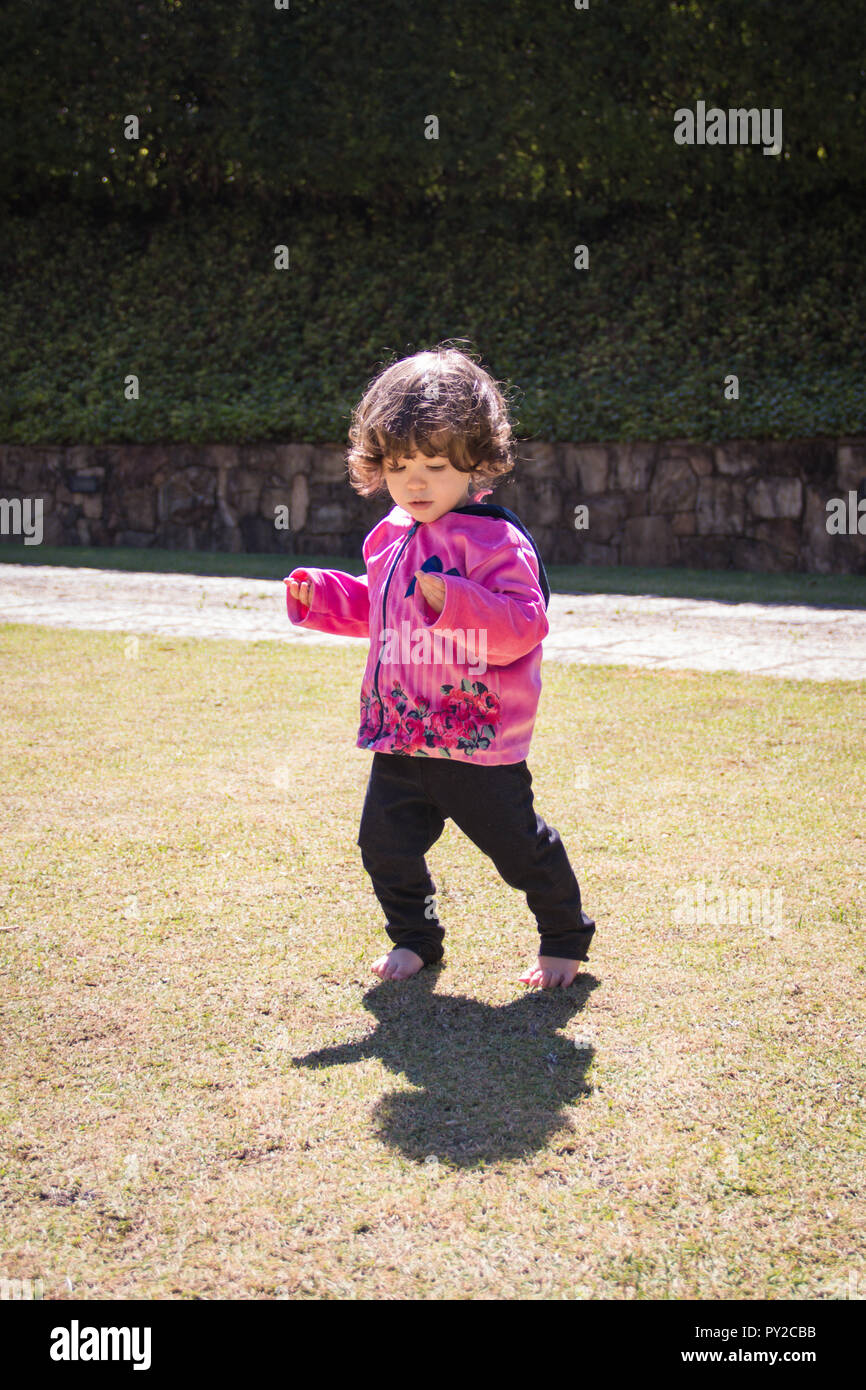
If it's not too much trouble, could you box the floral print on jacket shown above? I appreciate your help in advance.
[359,678,502,757]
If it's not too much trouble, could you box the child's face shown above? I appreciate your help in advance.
[383,452,473,523]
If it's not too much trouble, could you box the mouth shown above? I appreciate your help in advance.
[408,500,433,508]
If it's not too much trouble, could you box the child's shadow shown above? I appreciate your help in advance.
[291,969,600,1167]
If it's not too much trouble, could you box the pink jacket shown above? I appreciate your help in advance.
[284,500,550,764]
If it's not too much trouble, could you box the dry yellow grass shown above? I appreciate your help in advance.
[0,621,863,1299]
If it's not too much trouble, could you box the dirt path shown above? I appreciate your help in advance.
[2,563,864,680]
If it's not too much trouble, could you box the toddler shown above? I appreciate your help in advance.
[285,344,595,988]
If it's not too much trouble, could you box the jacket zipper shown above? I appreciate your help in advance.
[370,519,420,741]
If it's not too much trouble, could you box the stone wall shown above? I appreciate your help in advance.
[1,438,864,573]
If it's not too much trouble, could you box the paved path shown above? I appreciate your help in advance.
[1,564,864,680]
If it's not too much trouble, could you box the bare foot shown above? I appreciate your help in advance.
[371,947,426,981]
[518,954,582,989]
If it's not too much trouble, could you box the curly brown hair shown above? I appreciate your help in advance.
[345,342,517,500]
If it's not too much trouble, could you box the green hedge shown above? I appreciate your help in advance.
[3,192,864,445]
[3,1,863,444]
[3,1,862,215]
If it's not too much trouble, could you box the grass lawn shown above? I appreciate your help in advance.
[2,541,866,608]
[1,621,863,1299]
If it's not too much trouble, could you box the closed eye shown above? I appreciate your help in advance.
[388,465,446,473]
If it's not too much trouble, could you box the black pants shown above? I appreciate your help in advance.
[357,751,595,966]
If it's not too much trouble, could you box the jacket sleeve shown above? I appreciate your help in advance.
[284,566,369,639]
[417,533,549,666]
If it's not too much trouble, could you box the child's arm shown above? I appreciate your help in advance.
[284,566,369,639]
[415,533,548,665]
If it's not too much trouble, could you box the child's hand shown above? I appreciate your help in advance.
[285,576,313,608]
[415,570,447,614]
